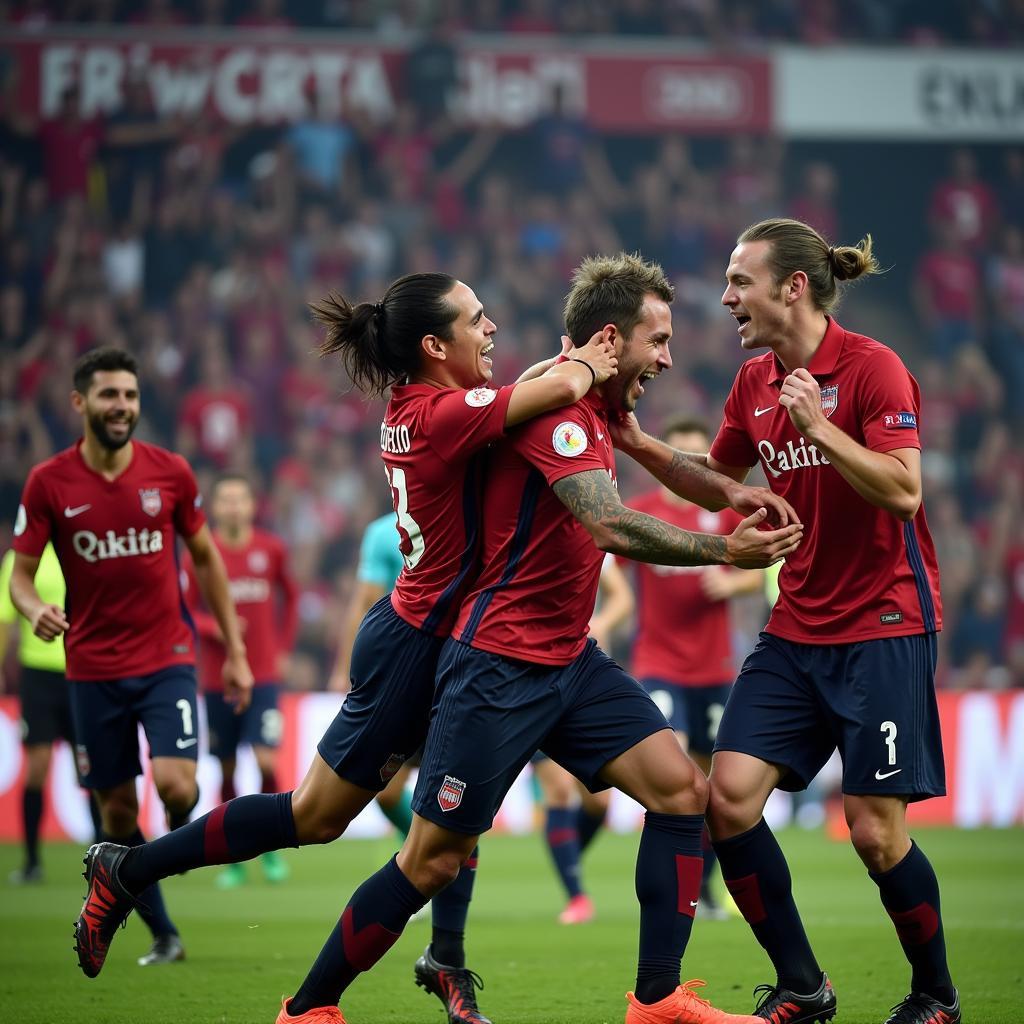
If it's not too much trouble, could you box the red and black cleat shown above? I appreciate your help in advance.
[414,945,493,1024]
[74,843,136,978]
[753,973,837,1024]
[883,991,960,1024]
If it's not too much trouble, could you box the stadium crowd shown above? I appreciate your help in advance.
[1,17,1023,695]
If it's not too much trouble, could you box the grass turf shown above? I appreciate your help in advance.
[1,827,1021,1023]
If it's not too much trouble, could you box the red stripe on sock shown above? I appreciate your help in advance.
[676,854,703,918]
[724,872,768,924]
[887,902,939,945]
[462,856,478,870]
[547,828,578,847]
[340,905,401,972]
[204,802,230,864]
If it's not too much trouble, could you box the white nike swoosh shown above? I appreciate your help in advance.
[754,406,775,417]
[64,504,92,518]
[689,900,699,907]
[597,432,605,440]
[874,768,902,781]
[176,737,198,750]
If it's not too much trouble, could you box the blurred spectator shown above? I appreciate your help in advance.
[929,147,999,252]
[913,221,982,360]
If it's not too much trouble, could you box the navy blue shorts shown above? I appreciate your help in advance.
[20,666,75,746]
[68,665,199,789]
[317,596,443,792]
[639,678,731,755]
[714,632,945,801]
[206,684,283,758]
[413,638,671,835]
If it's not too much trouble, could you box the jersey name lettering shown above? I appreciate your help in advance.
[72,527,164,564]
[380,423,412,454]
[757,437,830,478]
[229,577,271,603]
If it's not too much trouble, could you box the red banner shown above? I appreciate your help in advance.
[3,31,772,132]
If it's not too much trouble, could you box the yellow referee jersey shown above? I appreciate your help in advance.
[0,544,66,673]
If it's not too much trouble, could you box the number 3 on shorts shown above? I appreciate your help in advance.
[385,465,425,570]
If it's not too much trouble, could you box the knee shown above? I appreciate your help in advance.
[644,760,708,815]
[100,799,139,838]
[291,791,349,846]
[402,848,462,897]
[849,815,906,873]
[706,779,757,839]
[156,777,199,813]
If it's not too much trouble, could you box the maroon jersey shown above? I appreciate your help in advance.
[627,491,742,686]
[710,317,942,644]
[183,528,297,689]
[12,440,206,680]
[455,393,614,666]
[383,382,514,636]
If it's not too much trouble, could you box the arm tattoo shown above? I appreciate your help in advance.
[552,470,728,566]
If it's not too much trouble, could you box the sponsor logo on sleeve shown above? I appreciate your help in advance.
[13,504,26,537]
[552,421,589,457]
[820,384,839,417]
[139,487,162,517]
[465,387,497,408]
[437,774,467,812]
[882,411,918,429]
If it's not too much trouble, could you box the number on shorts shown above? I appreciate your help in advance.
[707,702,725,744]
[880,720,897,766]
[176,698,194,737]
[385,465,425,570]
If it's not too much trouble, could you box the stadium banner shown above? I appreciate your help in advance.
[0,690,1021,842]
[776,47,1024,140]
[3,31,771,132]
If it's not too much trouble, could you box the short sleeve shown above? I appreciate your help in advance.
[424,385,515,463]
[172,456,207,538]
[0,550,16,624]
[357,517,403,589]
[710,369,759,470]
[858,349,922,454]
[512,409,607,487]
[10,467,53,558]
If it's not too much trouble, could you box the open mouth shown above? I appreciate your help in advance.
[481,342,494,366]
[734,314,751,333]
[636,370,658,396]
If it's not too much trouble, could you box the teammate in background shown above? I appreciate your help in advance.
[627,418,764,921]
[183,473,298,889]
[614,219,958,1024]
[261,253,803,1024]
[534,554,633,925]
[10,346,252,971]
[72,272,618,1024]
[0,543,102,883]
[327,512,414,838]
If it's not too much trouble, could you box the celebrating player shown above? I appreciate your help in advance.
[10,346,252,970]
[183,472,298,888]
[614,219,958,1024]
[71,272,617,1024]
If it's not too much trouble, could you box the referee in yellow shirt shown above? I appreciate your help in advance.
[1,543,100,883]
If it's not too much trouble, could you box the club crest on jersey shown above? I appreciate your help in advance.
[248,549,269,573]
[75,744,91,779]
[552,421,588,457]
[820,385,839,418]
[379,753,408,784]
[139,488,162,517]
[465,387,497,408]
[437,775,466,812]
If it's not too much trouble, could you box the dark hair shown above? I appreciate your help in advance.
[72,347,138,394]
[563,252,674,348]
[310,273,460,397]
[737,218,880,314]
[662,417,709,442]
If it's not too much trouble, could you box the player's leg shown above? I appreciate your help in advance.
[576,781,609,854]
[12,743,51,883]
[376,761,415,837]
[247,686,290,883]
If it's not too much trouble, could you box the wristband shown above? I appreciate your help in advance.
[572,359,597,386]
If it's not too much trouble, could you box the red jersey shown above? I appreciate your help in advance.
[384,382,514,637]
[710,317,942,644]
[183,528,297,689]
[455,393,614,666]
[626,491,742,685]
[12,440,206,680]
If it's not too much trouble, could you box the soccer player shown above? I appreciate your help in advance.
[266,253,803,1024]
[613,219,957,1024]
[10,346,253,971]
[627,417,764,921]
[183,472,298,888]
[0,542,102,883]
[71,272,618,1024]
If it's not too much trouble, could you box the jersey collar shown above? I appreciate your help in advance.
[768,316,846,384]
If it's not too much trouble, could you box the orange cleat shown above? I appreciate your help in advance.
[276,997,346,1024]
[626,980,762,1024]
[558,893,596,925]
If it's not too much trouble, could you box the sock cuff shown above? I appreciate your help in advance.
[869,839,921,885]
[643,810,704,837]
[711,816,769,853]
[387,855,430,914]
[279,791,300,848]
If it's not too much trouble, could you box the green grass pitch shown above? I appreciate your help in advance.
[1,827,1021,1023]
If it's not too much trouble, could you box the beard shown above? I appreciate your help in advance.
[88,410,137,450]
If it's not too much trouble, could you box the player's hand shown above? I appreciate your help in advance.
[609,411,646,453]
[726,481,801,529]
[725,508,803,569]
[700,566,734,602]
[568,331,618,384]
[31,603,69,642]
[223,651,254,714]
[779,367,828,436]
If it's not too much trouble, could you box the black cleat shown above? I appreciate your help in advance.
[9,864,44,885]
[753,972,837,1023]
[137,932,186,967]
[74,843,136,978]
[414,945,493,1024]
[883,990,960,1024]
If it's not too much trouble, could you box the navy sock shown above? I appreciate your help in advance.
[119,791,297,894]
[577,804,606,854]
[714,819,821,993]
[220,772,237,804]
[113,828,177,938]
[87,793,103,845]
[544,807,583,899]
[634,811,704,1005]
[870,841,955,1004]
[289,855,428,1015]
[23,787,43,866]
[700,825,718,893]
[430,846,478,968]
